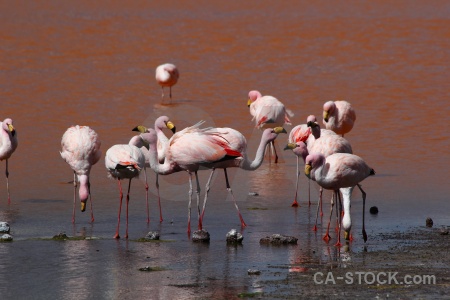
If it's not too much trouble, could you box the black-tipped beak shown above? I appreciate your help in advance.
[132,126,139,132]
[171,126,176,134]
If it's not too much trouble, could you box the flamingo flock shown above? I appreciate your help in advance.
[1,63,375,246]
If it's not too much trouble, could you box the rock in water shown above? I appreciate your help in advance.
[192,229,210,242]
[144,231,160,240]
[369,206,379,214]
[426,217,433,228]
[226,229,243,244]
[248,269,261,275]
[260,234,298,245]
[0,234,13,242]
[0,222,10,233]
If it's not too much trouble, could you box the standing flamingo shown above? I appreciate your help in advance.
[247,90,292,163]
[60,126,101,223]
[322,100,356,136]
[155,63,179,102]
[305,153,375,245]
[0,118,18,204]
[105,136,149,239]
[135,124,286,233]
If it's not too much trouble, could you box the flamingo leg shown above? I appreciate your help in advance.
[88,180,94,223]
[6,160,11,205]
[224,169,247,228]
[143,167,149,224]
[187,172,193,235]
[200,168,215,229]
[313,191,321,232]
[334,191,342,247]
[72,171,77,224]
[308,178,311,206]
[357,184,368,242]
[272,140,278,164]
[323,192,334,242]
[291,156,300,207]
[114,179,123,239]
[156,173,163,223]
[161,86,165,101]
[319,187,324,217]
[169,86,173,102]
[194,171,202,230]
[125,178,132,239]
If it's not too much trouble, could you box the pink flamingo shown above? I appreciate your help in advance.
[305,153,375,246]
[135,124,286,233]
[105,137,148,239]
[247,90,292,163]
[0,118,18,204]
[322,100,356,137]
[155,63,179,102]
[60,125,101,223]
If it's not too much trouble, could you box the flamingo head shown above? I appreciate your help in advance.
[304,153,325,179]
[155,116,176,134]
[262,126,286,143]
[284,142,308,161]
[78,175,89,211]
[247,90,262,107]
[306,117,321,139]
[133,126,158,146]
[323,101,335,122]
[3,118,16,137]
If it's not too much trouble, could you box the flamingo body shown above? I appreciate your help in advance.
[155,63,179,101]
[0,118,18,204]
[322,100,356,136]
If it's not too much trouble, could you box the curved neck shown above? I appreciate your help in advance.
[148,139,175,175]
[240,138,271,171]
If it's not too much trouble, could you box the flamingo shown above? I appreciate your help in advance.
[105,136,149,239]
[60,125,101,223]
[135,123,286,233]
[0,118,18,204]
[247,90,292,163]
[133,116,176,223]
[155,63,179,102]
[305,153,375,246]
[322,100,356,136]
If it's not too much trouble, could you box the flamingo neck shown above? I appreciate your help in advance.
[78,175,89,202]
[148,140,175,175]
[240,138,271,171]
[341,187,353,232]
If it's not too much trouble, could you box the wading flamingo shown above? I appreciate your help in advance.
[247,90,292,163]
[135,124,286,234]
[0,118,17,204]
[304,153,375,246]
[60,125,101,223]
[322,100,356,137]
[155,63,179,102]
[105,136,149,239]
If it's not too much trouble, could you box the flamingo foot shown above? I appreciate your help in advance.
[198,218,203,231]
[320,211,324,217]
[114,233,120,239]
[323,233,331,242]
[349,234,354,241]
[341,211,344,217]
[91,217,95,223]
[124,234,128,239]
[334,241,342,247]
[240,218,247,228]
[291,200,299,207]
[312,225,318,232]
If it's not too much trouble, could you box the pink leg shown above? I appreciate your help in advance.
[357,184,368,242]
[187,172,193,235]
[72,172,77,224]
[114,180,123,239]
[194,171,201,230]
[156,173,163,223]
[308,178,311,206]
[125,179,132,239]
[319,187,324,217]
[272,141,278,164]
[6,160,11,205]
[313,190,321,232]
[291,156,300,207]
[224,169,246,228]
[334,191,342,247]
[323,193,334,242]
[200,168,215,230]
[143,167,149,224]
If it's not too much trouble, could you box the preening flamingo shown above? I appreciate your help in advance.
[0,118,17,204]
[247,90,292,163]
[105,136,149,239]
[305,153,375,245]
[135,123,286,233]
[60,125,101,223]
[322,100,356,136]
[155,63,179,102]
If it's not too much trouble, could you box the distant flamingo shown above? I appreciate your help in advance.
[135,124,286,233]
[155,63,179,102]
[60,125,101,223]
[322,100,356,136]
[247,90,292,163]
[105,136,149,239]
[0,118,18,204]
[305,153,375,245]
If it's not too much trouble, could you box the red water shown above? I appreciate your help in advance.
[0,1,449,298]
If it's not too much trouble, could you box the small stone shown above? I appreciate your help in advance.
[0,222,10,233]
[226,229,243,244]
[52,232,69,240]
[425,217,433,228]
[369,206,379,214]
[260,234,298,245]
[248,269,261,275]
[440,228,449,235]
[248,192,259,196]
[0,234,13,242]
[144,231,160,240]
[192,229,210,242]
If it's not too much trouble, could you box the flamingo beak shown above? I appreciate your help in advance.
[344,230,350,240]
[323,111,329,122]
[247,99,252,107]
[8,124,15,136]
[132,125,148,133]
[81,201,86,212]
[284,143,297,150]
[166,121,176,133]
[304,164,312,178]
[273,127,287,134]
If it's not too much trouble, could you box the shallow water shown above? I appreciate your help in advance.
[0,1,449,299]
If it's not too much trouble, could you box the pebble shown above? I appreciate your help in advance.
[192,229,210,242]
[226,229,243,244]
[0,222,10,234]
[426,217,433,228]
[369,206,379,214]
[0,234,13,242]
[248,269,261,275]
[144,231,160,240]
[260,234,298,245]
